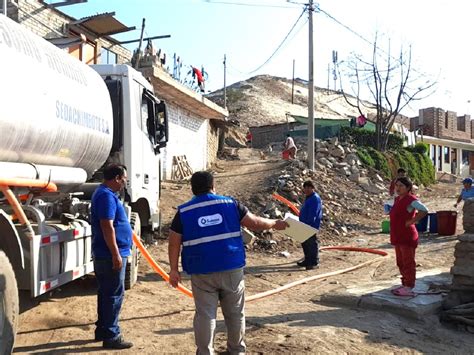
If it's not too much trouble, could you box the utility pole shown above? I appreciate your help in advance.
[307,0,315,170]
[327,63,330,90]
[134,18,146,69]
[291,59,295,104]
[223,54,227,109]
[3,0,7,15]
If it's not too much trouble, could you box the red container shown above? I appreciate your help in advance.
[282,151,290,160]
[436,211,457,236]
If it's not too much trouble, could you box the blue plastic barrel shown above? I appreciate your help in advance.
[416,214,429,233]
[428,212,438,234]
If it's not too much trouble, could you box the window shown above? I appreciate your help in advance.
[101,48,117,65]
[445,116,449,129]
[462,150,470,165]
[444,146,450,163]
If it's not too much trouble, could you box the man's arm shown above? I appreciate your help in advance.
[168,230,182,288]
[455,194,463,207]
[241,212,287,231]
[100,219,122,270]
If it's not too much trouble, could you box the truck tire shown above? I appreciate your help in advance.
[0,251,18,354]
[125,212,140,290]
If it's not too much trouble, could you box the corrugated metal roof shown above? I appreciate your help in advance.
[75,12,135,36]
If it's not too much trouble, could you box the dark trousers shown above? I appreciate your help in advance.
[301,235,319,265]
[94,257,127,340]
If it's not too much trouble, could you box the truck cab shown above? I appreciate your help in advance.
[91,64,168,231]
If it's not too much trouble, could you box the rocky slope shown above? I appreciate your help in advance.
[207,75,377,127]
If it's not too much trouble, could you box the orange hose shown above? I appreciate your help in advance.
[0,178,57,192]
[133,230,389,301]
[247,255,386,302]
[272,192,300,216]
[132,233,193,298]
[0,186,29,225]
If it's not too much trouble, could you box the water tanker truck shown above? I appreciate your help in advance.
[0,14,169,352]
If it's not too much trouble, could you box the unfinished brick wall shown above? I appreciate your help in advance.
[12,0,131,63]
[417,107,471,143]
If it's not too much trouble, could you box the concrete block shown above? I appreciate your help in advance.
[313,269,450,320]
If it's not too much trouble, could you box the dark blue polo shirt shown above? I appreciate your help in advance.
[91,184,132,258]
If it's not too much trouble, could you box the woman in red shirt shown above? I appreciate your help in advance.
[389,177,428,297]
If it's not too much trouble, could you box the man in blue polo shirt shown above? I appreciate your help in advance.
[91,164,133,349]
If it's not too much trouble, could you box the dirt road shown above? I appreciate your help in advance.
[13,149,474,354]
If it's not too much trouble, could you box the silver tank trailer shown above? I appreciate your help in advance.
[0,15,113,177]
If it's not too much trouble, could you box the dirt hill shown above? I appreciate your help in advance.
[207,75,377,128]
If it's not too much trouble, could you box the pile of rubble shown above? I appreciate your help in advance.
[261,138,390,245]
[441,200,474,333]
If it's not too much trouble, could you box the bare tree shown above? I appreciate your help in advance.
[339,34,437,151]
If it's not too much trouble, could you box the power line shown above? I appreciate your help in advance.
[203,0,298,9]
[244,6,307,74]
[318,6,432,79]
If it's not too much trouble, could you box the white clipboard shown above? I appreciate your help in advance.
[282,213,318,242]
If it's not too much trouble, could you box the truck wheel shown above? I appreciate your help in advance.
[0,251,18,354]
[125,212,140,290]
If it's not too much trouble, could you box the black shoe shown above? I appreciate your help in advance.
[297,260,308,267]
[94,330,104,342]
[103,336,133,349]
[305,264,319,270]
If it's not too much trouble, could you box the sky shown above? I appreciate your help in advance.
[57,0,473,117]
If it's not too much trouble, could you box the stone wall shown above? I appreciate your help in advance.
[441,199,474,332]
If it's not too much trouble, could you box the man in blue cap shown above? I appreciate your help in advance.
[455,177,474,208]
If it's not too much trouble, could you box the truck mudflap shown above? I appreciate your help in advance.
[30,225,93,297]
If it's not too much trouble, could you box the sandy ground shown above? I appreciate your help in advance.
[13,149,474,354]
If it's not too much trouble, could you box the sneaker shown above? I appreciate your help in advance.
[305,264,319,270]
[103,335,133,349]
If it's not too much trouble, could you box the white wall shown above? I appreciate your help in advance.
[161,103,209,180]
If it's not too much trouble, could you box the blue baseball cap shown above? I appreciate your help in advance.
[462,177,473,184]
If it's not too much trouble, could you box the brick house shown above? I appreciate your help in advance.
[411,107,474,177]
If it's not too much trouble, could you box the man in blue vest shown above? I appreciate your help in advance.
[297,180,323,270]
[168,171,288,355]
[91,164,133,349]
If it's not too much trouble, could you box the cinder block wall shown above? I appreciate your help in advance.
[161,103,209,180]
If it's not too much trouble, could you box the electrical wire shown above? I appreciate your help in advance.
[203,0,298,9]
[244,6,307,74]
[318,6,431,79]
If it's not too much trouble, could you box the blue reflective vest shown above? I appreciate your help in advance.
[178,193,245,274]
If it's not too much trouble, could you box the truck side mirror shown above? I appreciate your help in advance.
[154,101,168,153]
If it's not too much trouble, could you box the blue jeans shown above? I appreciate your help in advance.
[94,257,127,340]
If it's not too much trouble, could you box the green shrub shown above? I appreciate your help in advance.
[340,127,404,151]
[356,146,435,186]
[406,142,429,155]
[366,147,391,177]
[392,149,435,186]
[356,147,375,168]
